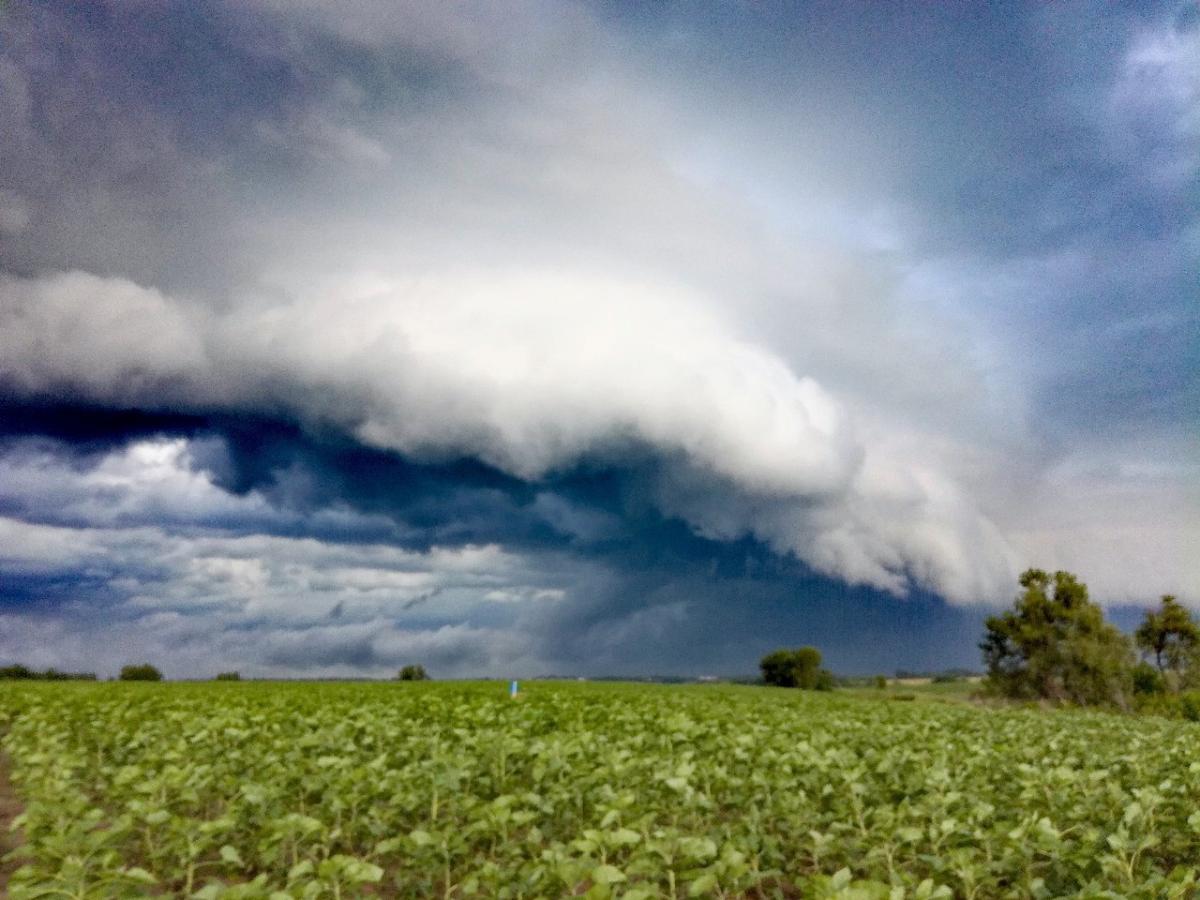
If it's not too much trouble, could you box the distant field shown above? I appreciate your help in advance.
[838,680,982,705]
[1,681,1198,898]
[890,680,981,700]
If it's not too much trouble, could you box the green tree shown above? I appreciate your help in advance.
[760,647,831,689]
[980,569,1133,707]
[119,663,163,682]
[397,664,429,681]
[1134,595,1198,687]
[215,671,241,681]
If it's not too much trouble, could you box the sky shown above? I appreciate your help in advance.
[0,0,1196,679]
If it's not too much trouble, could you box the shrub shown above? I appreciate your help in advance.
[1136,690,1200,722]
[397,664,429,681]
[1132,661,1166,696]
[813,669,836,691]
[873,675,888,690]
[1180,691,1200,722]
[215,671,241,681]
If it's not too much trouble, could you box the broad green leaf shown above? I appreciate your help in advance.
[591,864,627,885]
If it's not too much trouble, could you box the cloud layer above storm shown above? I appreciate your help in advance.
[0,1,1195,675]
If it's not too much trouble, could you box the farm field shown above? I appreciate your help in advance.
[1,681,1199,899]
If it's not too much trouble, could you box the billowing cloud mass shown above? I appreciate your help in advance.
[0,1,1195,677]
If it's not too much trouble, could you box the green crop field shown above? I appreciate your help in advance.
[1,681,1198,899]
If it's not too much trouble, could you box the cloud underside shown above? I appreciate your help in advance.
[0,443,993,679]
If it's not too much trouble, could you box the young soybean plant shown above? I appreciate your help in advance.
[0,681,1198,898]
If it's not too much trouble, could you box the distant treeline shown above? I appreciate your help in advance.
[893,668,979,681]
[0,664,97,681]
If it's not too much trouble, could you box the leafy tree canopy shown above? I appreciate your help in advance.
[760,647,832,690]
[397,664,430,681]
[1134,595,1199,682]
[119,663,163,682]
[980,569,1133,707]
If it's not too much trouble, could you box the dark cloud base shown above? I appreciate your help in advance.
[0,400,992,676]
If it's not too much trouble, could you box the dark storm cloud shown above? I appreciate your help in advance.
[0,0,1195,676]
[0,415,993,676]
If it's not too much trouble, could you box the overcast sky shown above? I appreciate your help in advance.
[0,0,1196,678]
